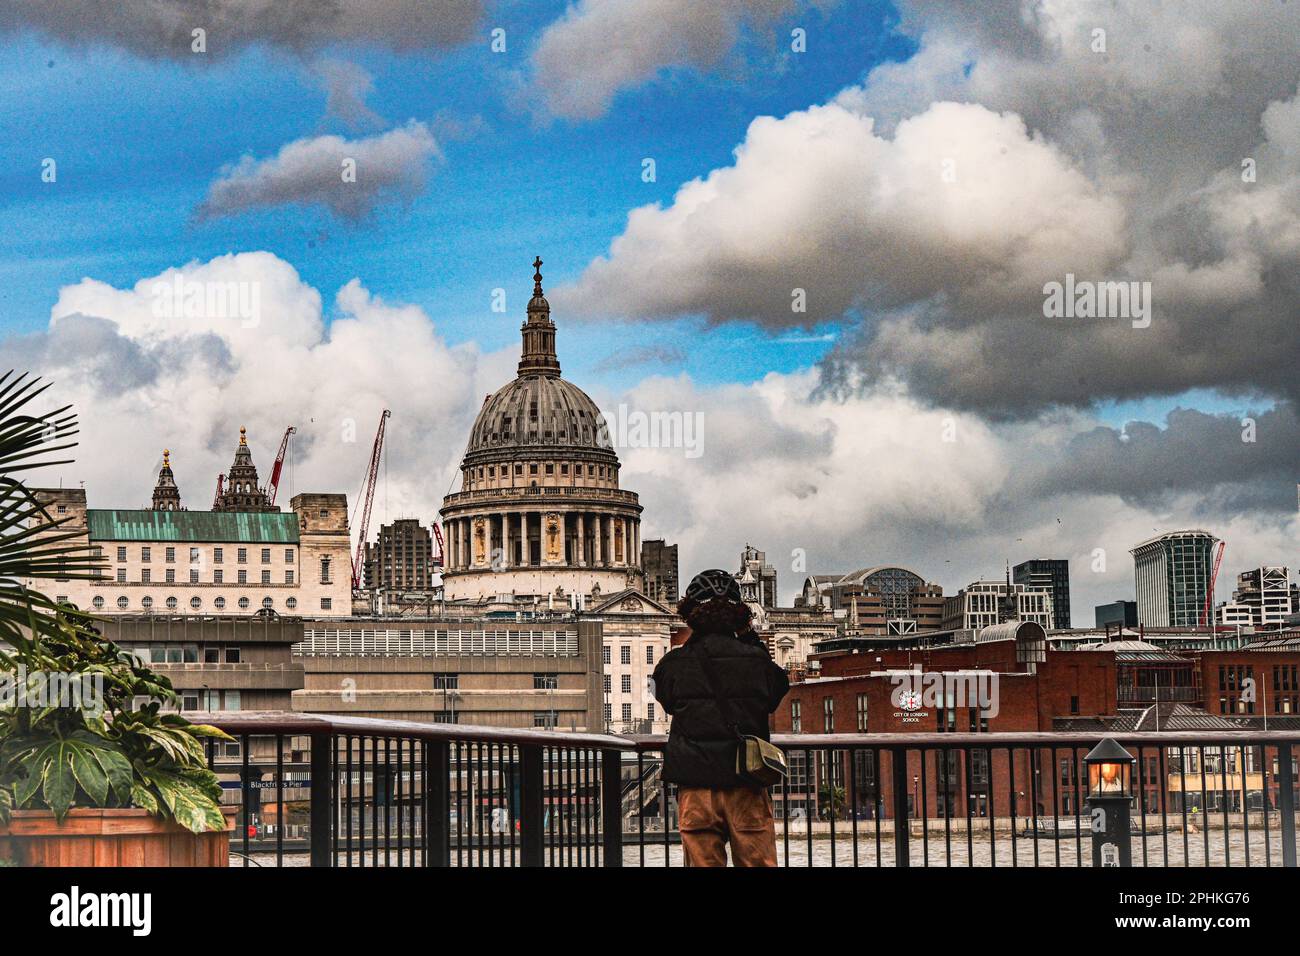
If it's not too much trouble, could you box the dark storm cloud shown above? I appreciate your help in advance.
[0,0,482,58]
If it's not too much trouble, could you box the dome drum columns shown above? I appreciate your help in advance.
[441,509,640,573]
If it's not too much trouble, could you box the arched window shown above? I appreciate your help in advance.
[166,596,178,609]
[117,596,128,609]
[190,596,201,609]
[92,596,105,610]
[214,596,226,610]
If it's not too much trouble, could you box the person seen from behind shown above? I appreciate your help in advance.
[651,569,790,867]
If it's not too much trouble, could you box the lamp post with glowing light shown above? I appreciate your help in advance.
[1084,738,1136,867]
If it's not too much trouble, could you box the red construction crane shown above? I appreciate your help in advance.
[212,474,224,509]
[351,409,391,589]
[1201,540,1226,628]
[267,426,297,506]
[431,521,445,568]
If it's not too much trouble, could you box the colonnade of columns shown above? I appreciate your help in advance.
[441,510,641,571]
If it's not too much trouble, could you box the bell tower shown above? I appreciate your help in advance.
[150,449,183,511]
[517,256,561,378]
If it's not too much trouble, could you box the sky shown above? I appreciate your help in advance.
[1,0,1298,622]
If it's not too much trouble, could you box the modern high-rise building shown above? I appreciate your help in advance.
[363,518,437,592]
[1130,530,1219,627]
[737,544,778,608]
[1013,559,1071,629]
[640,538,679,605]
[941,580,1053,631]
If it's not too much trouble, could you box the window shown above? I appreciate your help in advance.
[285,548,295,563]
[141,546,151,562]
[224,691,241,711]
[204,648,220,664]
[533,711,557,728]
[602,645,611,665]
[603,674,611,693]
[141,596,153,609]
[166,596,178,609]
[261,548,271,564]
[164,568,174,583]
[533,673,559,689]
[238,597,250,610]
[823,697,834,733]
[645,645,654,664]
[214,547,223,563]
[320,557,331,583]
[434,674,459,689]
[261,570,271,584]
[603,703,612,722]
[285,570,294,584]
[214,569,223,584]
[285,597,297,610]
[791,700,802,733]
[225,648,241,663]
[92,596,105,610]
[165,547,175,563]
[237,570,247,584]
[189,569,199,584]
[190,597,201,609]
[116,546,127,562]
[214,596,226,610]
[856,694,869,732]
[620,646,631,665]
[647,703,655,721]
[262,597,273,609]
[141,568,151,584]
[181,693,200,712]
[237,548,247,564]
[190,547,200,563]
[621,674,632,694]
[1070,695,1080,715]
[320,598,332,611]
[621,703,632,722]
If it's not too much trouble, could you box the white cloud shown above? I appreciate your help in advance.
[530,0,819,119]
[196,122,440,221]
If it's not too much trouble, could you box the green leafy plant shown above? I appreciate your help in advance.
[0,371,232,834]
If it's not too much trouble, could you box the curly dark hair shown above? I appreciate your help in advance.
[676,596,753,635]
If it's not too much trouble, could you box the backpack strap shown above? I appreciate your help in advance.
[693,635,744,742]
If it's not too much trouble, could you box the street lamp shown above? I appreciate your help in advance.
[1084,738,1136,866]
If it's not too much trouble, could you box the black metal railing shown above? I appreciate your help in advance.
[198,714,1299,868]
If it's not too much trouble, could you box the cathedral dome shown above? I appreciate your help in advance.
[466,375,614,461]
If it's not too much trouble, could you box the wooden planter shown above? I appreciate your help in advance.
[0,807,237,867]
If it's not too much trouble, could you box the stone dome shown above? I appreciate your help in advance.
[465,374,615,461]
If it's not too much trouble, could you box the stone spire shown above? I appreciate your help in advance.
[1000,561,1019,624]
[517,255,561,378]
[213,426,275,512]
[150,448,183,511]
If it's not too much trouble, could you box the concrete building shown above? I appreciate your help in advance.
[640,538,679,606]
[363,518,437,593]
[1013,558,1071,629]
[1230,566,1292,628]
[1131,530,1218,627]
[439,259,644,602]
[292,615,604,731]
[25,485,352,618]
[1095,599,1138,628]
[737,544,777,608]
[941,580,1053,631]
[591,589,675,734]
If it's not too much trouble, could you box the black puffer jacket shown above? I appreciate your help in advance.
[652,630,790,788]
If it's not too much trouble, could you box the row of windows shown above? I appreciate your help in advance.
[790,695,872,734]
[114,568,295,585]
[603,703,656,722]
[90,594,306,611]
[121,645,243,665]
[602,644,658,665]
[474,462,614,480]
[604,673,650,695]
[430,674,560,690]
[106,546,295,564]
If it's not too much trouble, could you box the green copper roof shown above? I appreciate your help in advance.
[87,510,300,543]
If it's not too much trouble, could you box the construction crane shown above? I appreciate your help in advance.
[1201,540,1227,628]
[212,474,223,509]
[431,521,446,568]
[351,409,391,590]
[266,426,297,506]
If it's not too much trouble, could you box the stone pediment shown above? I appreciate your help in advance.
[589,587,673,616]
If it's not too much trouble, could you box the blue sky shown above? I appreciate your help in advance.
[0,1,909,390]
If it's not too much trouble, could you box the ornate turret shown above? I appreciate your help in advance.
[999,561,1019,624]
[150,449,183,511]
[517,256,561,378]
[213,426,275,512]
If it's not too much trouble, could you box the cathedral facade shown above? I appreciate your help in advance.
[439,259,645,603]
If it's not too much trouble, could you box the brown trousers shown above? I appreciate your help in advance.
[678,786,778,867]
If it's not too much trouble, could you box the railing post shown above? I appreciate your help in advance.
[891,747,910,867]
[601,748,623,867]
[520,744,545,867]
[309,732,333,868]
[1279,743,1297,868]
[427,740,451,867]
